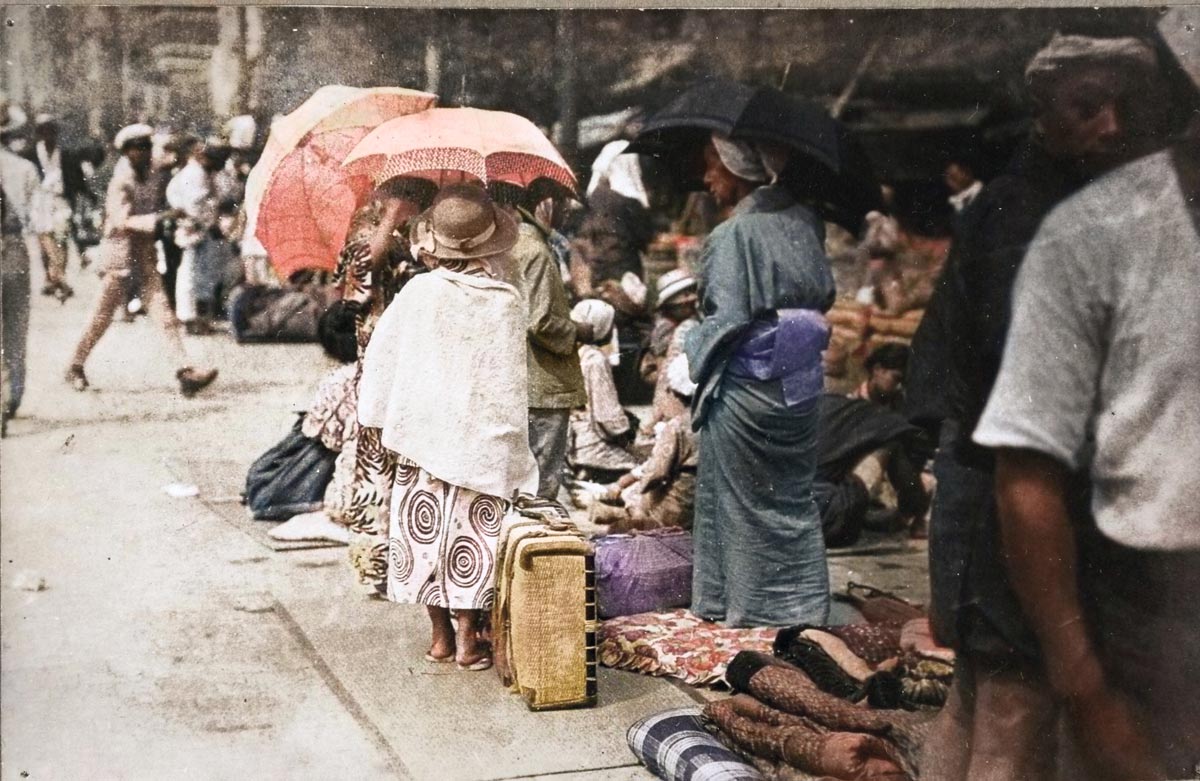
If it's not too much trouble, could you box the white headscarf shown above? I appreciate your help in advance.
[711,132,790,184]
[571,298,616,343]
[586,140,650,207]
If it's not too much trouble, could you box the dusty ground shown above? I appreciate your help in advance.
[1,266,929,780]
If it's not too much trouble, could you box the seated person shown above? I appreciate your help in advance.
[567,299,639,483]
[591,354,698,533]
[851,343,909,413]
[815,347,932,548]
[633,269,699,457]
[269,302,359,543]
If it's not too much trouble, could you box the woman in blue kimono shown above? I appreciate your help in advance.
[685,133,835,627]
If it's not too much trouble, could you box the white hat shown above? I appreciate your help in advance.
[655,268,698,309]
[570,298,616,344]
[0,102,27,136]
[666,354,697,398]
[113,123,154,151]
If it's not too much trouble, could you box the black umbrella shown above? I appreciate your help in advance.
[629,79,882,233]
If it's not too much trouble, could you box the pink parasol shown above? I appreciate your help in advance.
[342,107,577,195]
[244,85,436,278]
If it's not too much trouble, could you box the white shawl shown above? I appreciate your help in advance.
[357,268,539,499]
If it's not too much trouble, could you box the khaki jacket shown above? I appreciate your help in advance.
[508,220,585,409]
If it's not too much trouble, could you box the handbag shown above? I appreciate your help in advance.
[243,414,338,520]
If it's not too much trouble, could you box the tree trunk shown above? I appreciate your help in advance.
[554,11,579,168]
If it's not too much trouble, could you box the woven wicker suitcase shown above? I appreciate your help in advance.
[492,496,598,710]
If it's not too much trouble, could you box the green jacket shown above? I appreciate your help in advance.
[509,219,586,409]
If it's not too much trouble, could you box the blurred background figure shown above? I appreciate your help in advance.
[23,114,92,302]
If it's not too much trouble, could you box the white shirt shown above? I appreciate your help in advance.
[1,148,41,233]
[975,150,1200,551]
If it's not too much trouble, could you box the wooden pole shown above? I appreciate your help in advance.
[554,11,579,167]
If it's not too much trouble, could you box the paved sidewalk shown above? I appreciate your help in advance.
[1,267,930,780]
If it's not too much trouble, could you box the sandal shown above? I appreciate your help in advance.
[456,656,493,672]
[424,650,455,664]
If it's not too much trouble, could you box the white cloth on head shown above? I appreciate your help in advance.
[711,133,769,183]
[571,298,616,343]
[113,123,154,151]
[358,268,538,499]
[586,140,650,207]
[1025,34,1158,82]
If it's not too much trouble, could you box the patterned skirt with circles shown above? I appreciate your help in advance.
[385,457,509,611]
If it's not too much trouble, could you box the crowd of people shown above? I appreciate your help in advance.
[2,21,1198,781]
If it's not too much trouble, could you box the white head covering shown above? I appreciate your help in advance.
[570,298,616,344]
[711,133,791,184]
[113,123,154,151]
[655,268,698,308]
[586,140,650,207]
[711,133,769,183]
[666,353,697,398]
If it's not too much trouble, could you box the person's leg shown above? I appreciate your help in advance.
[175,245,198,325]
[426,606,455,662]
[39,233,70,296]
[918,656,976,781]
[455,609,491,669]
[68,271,126,371]
[140,263,190,370]
[1,263,31,418]
[528,407,571,500]
[965,657,1059,781]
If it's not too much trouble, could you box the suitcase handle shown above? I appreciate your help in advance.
[519,539,594,569]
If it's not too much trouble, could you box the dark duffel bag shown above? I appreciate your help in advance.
[243,414,337,520]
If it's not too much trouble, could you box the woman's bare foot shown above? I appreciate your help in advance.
[454,610,492,670]
[426,606,456,663]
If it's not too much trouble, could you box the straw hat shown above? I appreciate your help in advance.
[655,268,698,309]
[410,183,519,261]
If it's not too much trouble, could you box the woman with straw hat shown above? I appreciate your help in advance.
[357,182,537,670]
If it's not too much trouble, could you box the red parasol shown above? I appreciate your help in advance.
[244,86,436,278]
[342,107,577,195]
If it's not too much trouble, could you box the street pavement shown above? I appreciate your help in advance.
[1,266,929,780]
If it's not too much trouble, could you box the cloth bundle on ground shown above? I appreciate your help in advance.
[243,414,338,520]
[627,707,764,781]
[599,609,778,686]
[710,651,935,781]
[594,528,693,618]
[228,283,334,343]
[771,620,953,710]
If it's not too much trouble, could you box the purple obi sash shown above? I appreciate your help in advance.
[727,309,830,407]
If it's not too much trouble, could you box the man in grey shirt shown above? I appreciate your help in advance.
[975,138,1200,779]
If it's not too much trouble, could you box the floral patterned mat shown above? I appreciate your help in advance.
[599,609,778,687]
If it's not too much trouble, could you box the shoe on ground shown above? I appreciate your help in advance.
[183,320,215,336]
[177,367,218,397]
[64,365,89,392]
[41,283,56,296]
[54,283,74,303]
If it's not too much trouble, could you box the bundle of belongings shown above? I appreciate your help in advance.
[228,275,336,343]
[622,587,954,780]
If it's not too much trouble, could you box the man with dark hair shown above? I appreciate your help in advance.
[910,34,1172,781]
[64,124,217,397]
[853,343,909,411]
